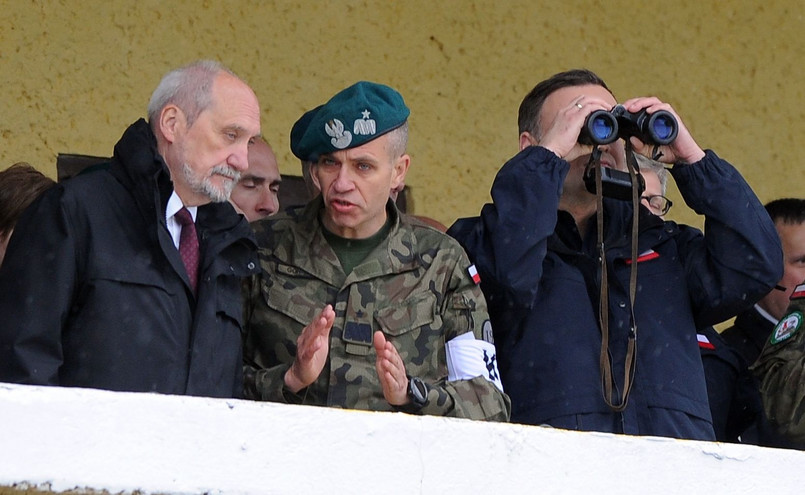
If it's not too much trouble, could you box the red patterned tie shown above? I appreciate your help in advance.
[175,207,199,294]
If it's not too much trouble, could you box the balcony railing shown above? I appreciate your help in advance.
[1,383,803,494]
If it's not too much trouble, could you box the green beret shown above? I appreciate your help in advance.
[289,105,322,160]
[293,81,410,162]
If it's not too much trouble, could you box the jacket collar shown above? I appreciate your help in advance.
[551,198,669,257]
[736,306,777,353]
[269,196,419,286]
[109,119,172,223]
[109,119,256,270]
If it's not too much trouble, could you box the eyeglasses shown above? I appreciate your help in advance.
[641,194,673,215]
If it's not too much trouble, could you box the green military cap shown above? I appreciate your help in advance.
[289,104,322,160]
[292,81,410,162]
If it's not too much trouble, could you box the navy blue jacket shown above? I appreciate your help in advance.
[0,119,259,397]
[698,326,763,443]
[448,146,782,440]
[721,306,775,366]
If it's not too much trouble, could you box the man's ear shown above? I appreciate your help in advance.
[310,161,322,192]
[158,104,184,144]
[519,131,537,151]
[391,153,411,191]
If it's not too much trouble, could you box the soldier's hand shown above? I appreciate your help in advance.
[284,304,335,393]
[373,331,409,406]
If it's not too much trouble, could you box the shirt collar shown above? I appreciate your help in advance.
[166,191,198,222]
[754,303,779,325]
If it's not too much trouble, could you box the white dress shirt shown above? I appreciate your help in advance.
[165,191,198,249]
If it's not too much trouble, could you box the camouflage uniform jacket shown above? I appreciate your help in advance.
[751,281,805,445]
[243,198,511,421]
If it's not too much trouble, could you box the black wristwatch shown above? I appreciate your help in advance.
[407,376,429,409]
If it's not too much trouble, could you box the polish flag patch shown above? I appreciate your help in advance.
[468,264,481,284]
[624,249,660,265]
[792,283,805,300]
[697,333,715,350]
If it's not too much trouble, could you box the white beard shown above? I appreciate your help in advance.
[182,163,240,203]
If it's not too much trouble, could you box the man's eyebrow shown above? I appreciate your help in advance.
[223,124,260,138]
[350,152,380,162]
[240,174,264,183]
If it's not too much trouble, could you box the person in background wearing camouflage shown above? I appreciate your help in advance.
[722,199,805,369]
[241,81,510,421]
[752,280,805,448]
[721,198,805,447]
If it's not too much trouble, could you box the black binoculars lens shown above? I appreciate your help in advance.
[650,114,676,142]
[580,106,678,146]
[591,116,616,142]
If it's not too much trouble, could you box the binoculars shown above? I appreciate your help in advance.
[579,105,678,146]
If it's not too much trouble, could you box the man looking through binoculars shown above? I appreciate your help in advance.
[448,68,782,440]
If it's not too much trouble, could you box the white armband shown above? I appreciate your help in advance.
[445,331,504,392]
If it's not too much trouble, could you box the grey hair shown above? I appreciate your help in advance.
[634,153,668,194]
[147,60,235,128]
[385,120,409,159]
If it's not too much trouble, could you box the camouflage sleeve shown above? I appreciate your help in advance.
[751,301,805,443]
[416,250,511,422]
[242,273,304,404]
[248,364,307,404]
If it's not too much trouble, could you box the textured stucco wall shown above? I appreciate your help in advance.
[1,0,803,228]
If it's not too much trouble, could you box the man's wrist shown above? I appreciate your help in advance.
[243,366,258,399]
[676,147,706,165]
[283,367,306,394]
[394,376,428,414]
[539,143,564,160]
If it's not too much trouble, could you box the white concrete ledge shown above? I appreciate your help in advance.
[0,383,803,494]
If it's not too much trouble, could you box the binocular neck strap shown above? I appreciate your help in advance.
[593,145,640,413]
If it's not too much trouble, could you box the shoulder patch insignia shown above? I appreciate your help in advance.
[468,264,480,284]
[697,333,715,350]
[770,311,803,345]
[482,319,494,344]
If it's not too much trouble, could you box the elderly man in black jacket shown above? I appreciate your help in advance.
[0,60,261,397]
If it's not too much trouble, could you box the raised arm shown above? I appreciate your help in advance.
[448,146,569,312]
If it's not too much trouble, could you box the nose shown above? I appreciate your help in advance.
[255,188,279,217]
[332,164,355,193]
[597,141,616,157]
[228,143,250,172]
[597,141,627,171]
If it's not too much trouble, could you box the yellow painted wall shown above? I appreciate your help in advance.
[1,0,803,231]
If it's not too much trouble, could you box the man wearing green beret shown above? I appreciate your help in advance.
[242,81,510,421]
